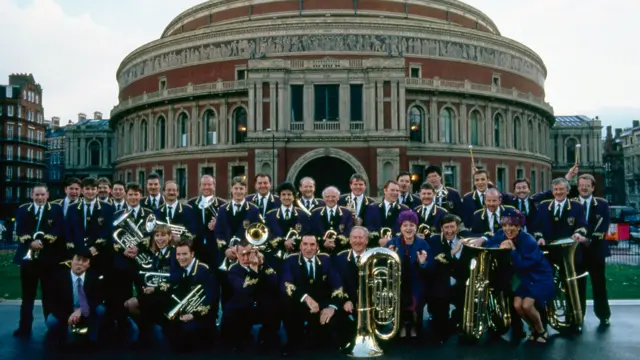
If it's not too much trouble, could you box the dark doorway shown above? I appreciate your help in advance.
[294,156,356,197]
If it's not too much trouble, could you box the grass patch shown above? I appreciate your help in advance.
[0,250,22,301]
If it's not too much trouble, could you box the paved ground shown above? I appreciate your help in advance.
[1,304,639,360]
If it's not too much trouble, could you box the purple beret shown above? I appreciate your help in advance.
[398,210,419,226]
[501,208,526,226]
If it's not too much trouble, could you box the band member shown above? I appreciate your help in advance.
[97,177,112,202]
[45,249,105,346]
[486,209,556,344]
[65,177,114,276]
[156,180,198,243]
[415,183,449,237]
[426,214,468,343]
[470,188,514,237]
[13,184,64,338]
[386,211,430,338]
[52,177,81,218]
[338,174,375,226]
[424,165,462,217]
[461,169,491,227]
[575,172,611,326]
[160,239,217,352]
[110,180,127,212]
[280,235,347,356]
[298,176,324,211]
[533,178,587,246]
[365,180,411,246]
[265,182,311,265]
[141,173,164,210]
[188,175,227,267]
[223,238,280,351]
[310,186,354,255]
[503,178,540,233]
[246,173,281,218]
[396,172,420,209]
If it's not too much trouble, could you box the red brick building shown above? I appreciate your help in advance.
[111,0,554,198]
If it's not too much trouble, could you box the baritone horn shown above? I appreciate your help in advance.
[25,231,45,260]
[350,247,401,358]
[113,209,153,269]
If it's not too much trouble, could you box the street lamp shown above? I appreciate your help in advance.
[266,128,275,182]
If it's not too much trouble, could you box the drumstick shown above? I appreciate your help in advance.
[575,143,581,166]
[468,145,475,169]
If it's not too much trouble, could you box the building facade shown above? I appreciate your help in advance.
[65,112,115,180]
[603,125,626,205]
[45,117,66,198]
[550,115,604,195]
[0,73,47,224]
[111,0,554,198]
[621,120,640,209]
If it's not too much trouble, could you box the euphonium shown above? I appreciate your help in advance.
[25,231,45,260]
[113,210,153,269]
[350,247,402,358]
[545,238,589,332]
[165,285,207,320]
[461,240,512,340]
[144,214,188,236]
[139,271,170,287]
[218,236,242,271]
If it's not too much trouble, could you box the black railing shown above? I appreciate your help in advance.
[607,239,640,266]
[1,156,47,165]
[0,137,47,148]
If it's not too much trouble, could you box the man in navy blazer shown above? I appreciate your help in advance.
[13,184,64,338]
[154,180,198,242]
[397,171,421,209]
[461,169,492,227]
[45,249,105,346]
[187,175,227,268]
[414,183,449,237]
[470,189,515,237]
[141,173,165,211]
[298,176,325,212]
[246,173,281,218]
[310,186,354,255]
[364,180,411,246]
[424,165,463,218]
[337,174,376,227]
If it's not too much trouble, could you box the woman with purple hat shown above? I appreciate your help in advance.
[386,210,431,338]
[486,208,555,344]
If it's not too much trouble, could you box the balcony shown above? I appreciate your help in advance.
[0,136,47,148]
[4,176,44,184]
[1,156,47,166]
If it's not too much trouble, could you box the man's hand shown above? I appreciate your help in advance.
[68,309,82,325]
[323,239,336,250]
[225,247,238,261]
[180,314,194,322]
[343,301,354,313]
[30,240,43,250]
[207,218,216,231]
[472,166,478,175]
[537,238,546,247]
[284,239,295,252]
[468,238,486,247]
[304,296,320,313]
[320,307,335,325]
[565,166,579,180]
[417,250,428,264]
[499,240,515,250]
[89,246,98,256]
[572,233,588,243]
[451,241,463,256]
[143,287,155,295]
[124,246,138,259]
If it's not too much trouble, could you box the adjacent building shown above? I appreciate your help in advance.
[45,116,66,198]
[621,120,640,209]
[550,115,604,196]
[603,125,626,205]
[0,73,47,224]
[64,112,114,180]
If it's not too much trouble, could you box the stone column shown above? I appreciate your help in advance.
[248,81,256,131]
[191,103,199,147]
[376,81,384,130]
[581,133,587,164]
[364,83,374,130]
[304,83,313,131]
[168,106,175,148]
[256,82,264,131]
[430,97,437,142]
[485,104,492,146]
[506,107,513,148]
[102,136,107,166]
[278,81,286,131]
[340,83,349,131]
[398,80,406,131]
[80,138,86,166]
[391,80,398,130]
[459,103,468,144]
[556,134,562,163]
[269,81,276,130]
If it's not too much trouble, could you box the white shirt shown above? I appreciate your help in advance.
[183,258,196,275]
[113,200,125,211]
[160,247,168,257]
[149,194,163,206]
[325,205,338,221]
[351,193,363,214]
[165,201,178,218]
[281,205,294,218]
[84,199,97,215]
[128,205,141,218]
[383,199,394,216]
[553,199,567,217]
[232,200,245,215]
[421,203,433,219]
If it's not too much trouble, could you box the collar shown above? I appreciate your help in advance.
[128,205,141,213]
[326,205,338,212]
[476,190,485,198]
[487,208,500,217]
[233,200,246,207]
[201,195,213,203]
[150,194,162,201]
[159,247,168,255]
[554,199,567,208]
[166,201,178,209]
[258,193,271,201]
[436,185,446,193]
[302,196,315,202]
[422,202,433,211]
[580,196,593,205]
[84,199,97,207]
[303,255,316,263]
[113,199,125,206]
[33,202,41,211]
[351,193,363,201]
[281,205,294,213]
[70,269,86,284]
[383,199,394,207]
[184,258,196,275]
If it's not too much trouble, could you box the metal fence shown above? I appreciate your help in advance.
[607,240,640,266]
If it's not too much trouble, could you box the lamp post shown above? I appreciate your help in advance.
[266,128,275,182]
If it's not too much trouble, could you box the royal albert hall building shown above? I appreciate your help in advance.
[111,0,554,198]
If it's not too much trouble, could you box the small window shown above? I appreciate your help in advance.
[138,171,145,189]
[290,85,304,122]
[155,169,164,180]
[492,74,501,87]
[231,165,245,178]
[410,67,420,78]
[159,79,167,90]
[496,167,506,192]
[349,84,363,121]
[443,165,458,188]
[176,168,187,198]
[236,69,247,80]
[516,168,524,179]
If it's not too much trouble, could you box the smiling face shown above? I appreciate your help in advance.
[349,228,368,254]
[32,186,49,206]
[176,245,195,268]
[82,185,97,202]
[485,192,501,213]
[255,176,271,196]
[350,179,366,196]
[153,230,170,250]
[279,190,294,207]
[419,188,435,206]
[397,175,412,192]
[514,181,530,199]
[474,173,489,192]
[126,189,142,207]
[400,221,417,239]
[65,183,81,201]
[502,223,521,240]
[300,235,318,259]
[552,182,568,202]
[323,188,339,208]
[163,182,179,203]
[384,183,400,203]
[200,176,215,197]
[98,183,111,199]
[441,221,458,241]
[578,178,594,199]
[147,178,161,196]
[300,178,315,198]
[111,184,125,201]
[426,172,442,188]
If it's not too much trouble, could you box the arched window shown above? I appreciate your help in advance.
[566,138,577,164]
[537,123,543,154]
[89,141,101,166]
[469,110,480,146]
[493,113,502,147]
[178,112,188,147]
[140,119,148,152]
[409,106,423,143]
[203,110,217,145]
[439,108,453,143]
[156,116,166,150]
[233,107,248,144]
[128,123,134,154]
[513,116,520,150]
[528,120,534,151]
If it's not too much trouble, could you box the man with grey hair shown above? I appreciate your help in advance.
[298,176,324,211]
[309,186,353,254]
[470,188,515,237]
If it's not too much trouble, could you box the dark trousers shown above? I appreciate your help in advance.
[134,292,170,339]
[106,267,136,329]
[429,297,452,341]
[583,253,611,321]
[163,316,214,351]
[18,260,53,330]
[282,302,347,349]
[223,306,280,347]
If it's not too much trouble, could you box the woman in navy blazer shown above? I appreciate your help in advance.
[387,211,431,338]
[486,208,555,344]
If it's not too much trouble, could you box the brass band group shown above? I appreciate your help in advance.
[11,162,612,356]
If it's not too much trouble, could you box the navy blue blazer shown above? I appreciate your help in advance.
[187,195,227,265]
[333,249,361,303]
[470,205,515,237]
[502,190,553,234]
[65,200,114,258]
[486,230,554,285]
[280,253,347,309]
[141,196,165,211]
[224,262,278,310]
[246,193,281,218]
[364,202,412,237]
[413,203,448,235]
[309,206,354,252]
[573,196,611,258]
[398,192,420,210]
[14,202,64,266]
[214,201,261,246]
[51,197,79,219]
[265,207,311,251]
[154,202,198,239]
[298,197,325,213]
[533,199,587,241]
[338,194,376,226]
[387,236,432,303]
[434,186,463,219]
[425,234,466,299]
[159,259,217,322]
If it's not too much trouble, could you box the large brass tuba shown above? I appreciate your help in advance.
[544,238,589,332]
[165,285,207,320]
[461,240,512,341]
[350,247,402,358]
[112,209,153,269]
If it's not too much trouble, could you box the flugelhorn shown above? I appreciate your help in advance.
[25,231,45,260]
[144,214,188,236]
[139,271,170,287]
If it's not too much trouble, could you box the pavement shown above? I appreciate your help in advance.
[1,303,639,360]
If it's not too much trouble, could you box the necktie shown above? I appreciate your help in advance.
[76,278,90,317]
[305,200,310,209]
[35,206,42,232]
[518,199,523,212]
[554,203,561,218]
[400,194,404,204]
[422,206,428,220]
[307,259,314,279]
[584,200,590,222]
[285,208,290,220]
[169,206,174,220]
[355,255,361,266]
[84,204,89,229]
[258,197,264,210]
[183,268,189,278]
[489,213,494,233]
[479,194,484,205]
[234,203,241,215]
[116,203,121,212]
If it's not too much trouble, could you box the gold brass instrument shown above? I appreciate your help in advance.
[323,229,338,246]
[139,271,170,287]
[246,222,269,248]
[166,285,207,321]
[347,198,363,226]
[468,144,476,169]
[295,199,312,216]
[350,247,401,358]
[71,323,89,335]
[461,240,512,340]
[112,209,153,269]
[144,214,188,236]
[25,231,45,260]
[218,236,242,271]
[278,229,301,259]
[380,227,392,239]
[544,238,589,332]
[417,224,431,238]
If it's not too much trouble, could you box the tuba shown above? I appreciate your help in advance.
[461,239,512,341]
[25,231,45,260]
[165,285,207,321]
[144,214,188,236]
[218,236,242,271]
[351,247,402,358]
[139,271,170,287]
[544,238,589,332]
[113,209,153,269]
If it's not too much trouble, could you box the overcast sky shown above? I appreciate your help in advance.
[1,0,638,132]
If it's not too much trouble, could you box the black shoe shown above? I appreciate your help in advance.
[13,328,31,338]
[600,318,611,327]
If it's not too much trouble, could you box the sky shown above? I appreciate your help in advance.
[1,0,638,132]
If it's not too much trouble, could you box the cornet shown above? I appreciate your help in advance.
[139,271,170,287]
[144,214,188,236]
[25,231,45,260]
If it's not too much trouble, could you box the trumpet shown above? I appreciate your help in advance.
[295,199,312,216]
[166,285,207,321]
[144,214,188,236]
[417,224,431,237]
[25,231,45,260]
[139,271,170,287]
[218,236,242,271]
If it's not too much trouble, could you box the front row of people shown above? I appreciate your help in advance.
[41,208,558,353]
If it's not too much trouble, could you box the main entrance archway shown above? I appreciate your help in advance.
[286,148,369,197]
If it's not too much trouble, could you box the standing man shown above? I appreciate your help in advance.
[97,177,112,203]
[470,188,514,237]
[338,174,376,226]
[156,180,198,243]
[13,184,64,338]
[188,175,227,267]
[265,182,311,263]
[461,169,491,227]
[396,172,420,209]
[414,183,449,237]
[298,177,324,212]
[364,180,411,246]
[52,177,81,219]
[247,173,281,219]
[424,165,462,218]
[110,180,127,212]
[141,173,164,210]
[310,187,354,255]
